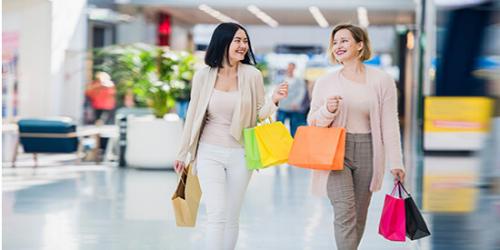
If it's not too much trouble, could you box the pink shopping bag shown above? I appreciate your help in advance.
[379,183,406,241]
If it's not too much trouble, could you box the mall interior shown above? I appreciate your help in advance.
[2,0,500,249]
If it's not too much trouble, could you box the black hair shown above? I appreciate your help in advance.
[204,22,256,68]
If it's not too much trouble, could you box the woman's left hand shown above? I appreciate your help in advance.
[391,169,406,183]
[272,82,289,104]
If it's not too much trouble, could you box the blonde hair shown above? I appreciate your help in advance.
[327,24,372,64]
[95,71,114,87]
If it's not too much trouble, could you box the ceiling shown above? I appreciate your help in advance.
[118,1,417,26]
[158,7,415,26]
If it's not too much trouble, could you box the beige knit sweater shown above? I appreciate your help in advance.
[307,66,405,195]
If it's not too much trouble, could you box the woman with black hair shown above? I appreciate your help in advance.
[174,23,288,250]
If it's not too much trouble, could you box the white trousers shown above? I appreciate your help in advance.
[196,143,253,250]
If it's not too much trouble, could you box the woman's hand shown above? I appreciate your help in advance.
[174,160,186,174]
[326,95,342,113]
[272,82,289,104]
[391,169,406,183]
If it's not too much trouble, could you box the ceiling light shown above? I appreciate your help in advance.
[309,7,329,28]
[247,5,279,27]
[198,4,239,23]
[87,6,134,23]
[357,7,370,28]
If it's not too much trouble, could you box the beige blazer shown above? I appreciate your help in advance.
[176,63,278,168]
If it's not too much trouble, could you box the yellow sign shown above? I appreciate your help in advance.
[424,97,494,132]
[304,67,328,82]
[423,174,477,213]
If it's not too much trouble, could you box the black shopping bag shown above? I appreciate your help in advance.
[400,183,431,240]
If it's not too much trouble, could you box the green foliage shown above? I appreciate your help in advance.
[93,44,196,118]
[255,60,270,85]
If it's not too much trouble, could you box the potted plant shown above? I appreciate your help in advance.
[93,44,196,168]
[164,51,196,121]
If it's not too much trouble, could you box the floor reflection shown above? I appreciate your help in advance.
[3,164,416,250]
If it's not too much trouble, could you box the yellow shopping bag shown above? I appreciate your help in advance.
[254,120,293,167]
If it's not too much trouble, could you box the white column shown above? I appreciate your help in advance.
[423,0,436,96]
[51,0,88,122]
[3,0,88,121]
[4,0,52,118]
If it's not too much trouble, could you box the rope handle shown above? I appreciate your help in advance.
[257,116,274,125]
[176,165,189,185]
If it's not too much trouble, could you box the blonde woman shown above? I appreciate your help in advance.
[307,24,406,250]
[174,23,288,250]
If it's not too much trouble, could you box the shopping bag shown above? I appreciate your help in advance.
[243,127,264,170]
[254,121,293,167]
[399,183,431,240]
[287,126,346,170]
[379,183,407,241]
[171,165,202,227]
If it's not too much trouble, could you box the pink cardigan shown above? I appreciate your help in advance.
[307,66,405,196]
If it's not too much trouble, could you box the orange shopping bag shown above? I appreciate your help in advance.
[287,126,346,170]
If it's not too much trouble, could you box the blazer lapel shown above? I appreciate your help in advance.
[230,65,243,131]
[333,72,348,127]
[199,67,217,115]
[189,67,217,145]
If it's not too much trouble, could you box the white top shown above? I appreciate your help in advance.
[200,89,242,148]
[340,73,374,133]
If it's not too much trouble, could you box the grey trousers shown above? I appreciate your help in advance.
[327,133,373,250]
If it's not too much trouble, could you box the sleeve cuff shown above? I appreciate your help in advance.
[266,96,279,114]
[389,160,405,171]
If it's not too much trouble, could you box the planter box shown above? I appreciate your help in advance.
[126,114,183,169]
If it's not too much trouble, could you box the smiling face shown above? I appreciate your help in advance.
[332,28,364,63]
[226,29,249,65]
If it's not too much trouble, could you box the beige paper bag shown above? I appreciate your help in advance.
[171,165,202,227]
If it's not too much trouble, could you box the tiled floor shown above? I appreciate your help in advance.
[3,162,417,250]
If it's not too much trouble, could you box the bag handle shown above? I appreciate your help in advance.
[390,183,400,197]
[176,166,189,185]
[390,182,406,198]
[174,166,189,197]
[398,181,411,197]
[257,116,274,125]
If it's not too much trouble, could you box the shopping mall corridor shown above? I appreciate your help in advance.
[2,160,418,250]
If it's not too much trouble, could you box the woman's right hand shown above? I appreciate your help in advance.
[326,95,342,113]
[174,160,186,173]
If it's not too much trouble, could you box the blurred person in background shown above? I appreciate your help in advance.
[174,22,288,250]
[175,97,190,121]
[85,71,116,125]
[307,23,405,250]
[277,62,309,137]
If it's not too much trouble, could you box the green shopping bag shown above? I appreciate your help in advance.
[243,127,263,170]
